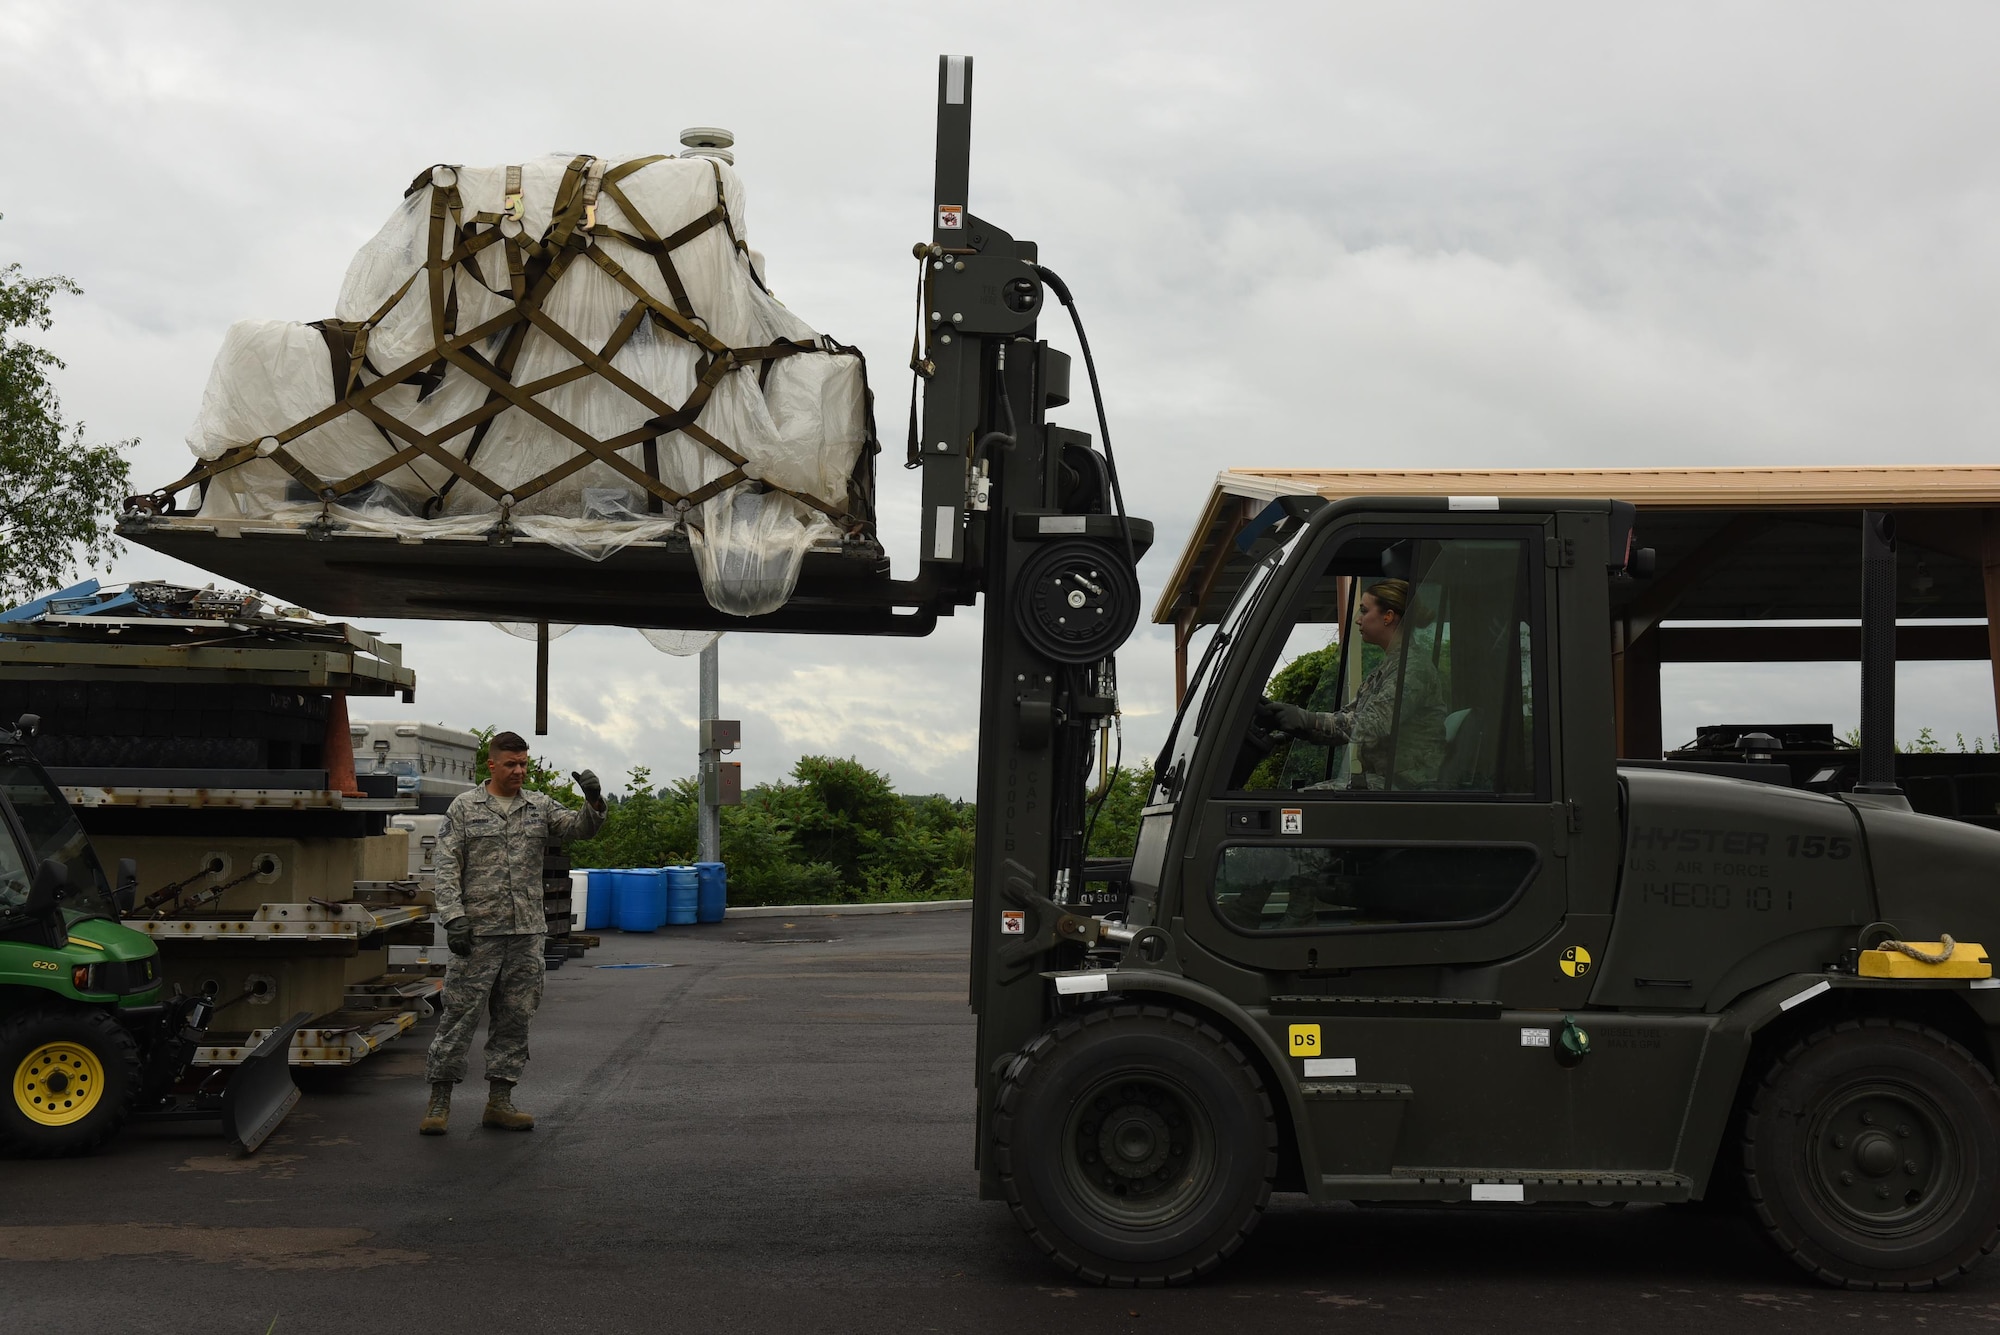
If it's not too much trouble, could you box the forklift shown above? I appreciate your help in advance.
[116,56,2000,1290]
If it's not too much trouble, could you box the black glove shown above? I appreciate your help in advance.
[446,917,472,958]
[1266,701,1311,736]
[572,769,603,807]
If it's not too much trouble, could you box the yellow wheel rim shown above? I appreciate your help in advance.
[13,1041,106,1126]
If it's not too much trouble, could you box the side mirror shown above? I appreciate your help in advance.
[12,713,38,740]
[23,858,68,915]
[114,858,138,915]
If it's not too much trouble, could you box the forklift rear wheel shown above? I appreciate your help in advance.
[1743,1017,2000,1289]
[994,1004,1275,1286]
[0,1007,141,1158]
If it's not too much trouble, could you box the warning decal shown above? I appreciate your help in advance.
[1559,945,1593,978]
[1000,910,1025,936]
[1280,808,1303,835]
[938,205,964,230]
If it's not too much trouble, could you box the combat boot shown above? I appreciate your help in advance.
[418,1081,452,1135]
[481,1079,535,1131]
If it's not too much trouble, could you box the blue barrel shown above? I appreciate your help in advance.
[585,869,618,930]
[614,869,667,932]
[694,861,727,923]
[664,865,699,926]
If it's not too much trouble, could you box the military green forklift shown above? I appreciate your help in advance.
[110,55,2000,1291]
[0,715,303,1156]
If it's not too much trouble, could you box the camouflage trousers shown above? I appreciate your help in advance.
[425,933,544,1084]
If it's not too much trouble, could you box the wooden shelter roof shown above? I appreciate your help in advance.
[1156,465,2000,629]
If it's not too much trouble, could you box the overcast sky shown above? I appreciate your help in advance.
[5,2,2000,797]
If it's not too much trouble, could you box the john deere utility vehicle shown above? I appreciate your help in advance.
[0,715,301,1155]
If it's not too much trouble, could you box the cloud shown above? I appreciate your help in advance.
[8,1,2000,794]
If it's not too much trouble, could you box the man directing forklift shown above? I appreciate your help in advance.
[420,731,605,1135]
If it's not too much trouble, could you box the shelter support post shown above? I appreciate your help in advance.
[1174,610,1192,704]
[1983,510,2000,742]
[1612,619,1663,759]
[1857,510,1900,794]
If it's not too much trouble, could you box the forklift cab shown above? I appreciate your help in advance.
[1139,497,1623,995]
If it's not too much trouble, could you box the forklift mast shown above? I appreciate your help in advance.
[912,56,1151,1191]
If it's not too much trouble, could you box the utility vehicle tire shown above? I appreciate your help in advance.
[0,1006,141,1158]
[1743,1017,2000,1289]
[994,1004,1275,1286]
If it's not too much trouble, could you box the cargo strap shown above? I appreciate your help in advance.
[126,155,877,533]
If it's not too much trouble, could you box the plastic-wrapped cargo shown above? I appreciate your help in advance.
[177,153,877,617]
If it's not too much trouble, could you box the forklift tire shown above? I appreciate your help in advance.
[0,1006,142,1158]
[1742,1017,2000,1289]
[994,1004,1275,1286]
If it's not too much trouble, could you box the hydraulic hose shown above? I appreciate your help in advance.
[1034,265,1136,574]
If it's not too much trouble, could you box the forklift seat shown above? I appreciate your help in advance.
[1439,707,1485,790]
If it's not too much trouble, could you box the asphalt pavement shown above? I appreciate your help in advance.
[5,908,1998,1334]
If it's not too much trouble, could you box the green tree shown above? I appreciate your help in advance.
[764,755,906,888]
[567,754,980,907]
[1085,764,1151,859]
[0,238,133,605]
[470,724,581,803]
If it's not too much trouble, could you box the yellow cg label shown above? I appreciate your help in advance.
[1559,945,1593,978]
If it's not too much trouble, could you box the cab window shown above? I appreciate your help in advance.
[0,806,28,912]
[1230,531,1542,798]
[0,759,113,913]
[1215,842,1539,932]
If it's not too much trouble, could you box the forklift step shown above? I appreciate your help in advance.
[1299,1082,1414,1100]
[1327,1171,1696,1204]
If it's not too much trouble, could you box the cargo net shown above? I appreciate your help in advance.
[130,154,880,617]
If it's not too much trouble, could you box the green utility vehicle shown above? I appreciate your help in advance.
[0,716,300,1155]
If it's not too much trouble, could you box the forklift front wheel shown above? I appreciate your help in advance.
[994,1004,1275,1286]
[0,1007,141,1157]
[1743,1017,2000,1289]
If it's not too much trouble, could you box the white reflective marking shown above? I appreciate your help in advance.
[1780,979,1832,1011]
[1448,495,1501,511]
[946,56,967,104]
[1039,515,1087,534]
[1055,972,1107,995]
[933,506,955,559]
[1303,1057,1356,1077]
[1471,1184,1525,1202]
[1520,1027,1551,1047]
[1972,978,2000,990]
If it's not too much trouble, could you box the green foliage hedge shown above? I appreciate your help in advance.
[567,755,978,907]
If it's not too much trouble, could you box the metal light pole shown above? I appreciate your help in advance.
[698,639,721,863]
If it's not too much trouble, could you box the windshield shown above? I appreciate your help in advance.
[1152,525,1303,803]
[0,753,116,923]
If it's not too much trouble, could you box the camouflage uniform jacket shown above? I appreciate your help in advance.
[1300,646,1446,790]
[434,786,604,936]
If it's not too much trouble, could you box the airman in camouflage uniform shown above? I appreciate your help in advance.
[1264,579,1446,791]
[419,732,603,1135]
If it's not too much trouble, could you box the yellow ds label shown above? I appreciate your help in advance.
[1288,1024,1321,1057]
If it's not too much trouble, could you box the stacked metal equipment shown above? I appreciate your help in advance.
[350,720,478,813]
[0,580,444,1068]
